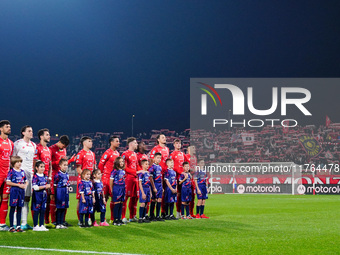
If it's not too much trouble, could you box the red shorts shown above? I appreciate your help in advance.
[125,178,138,198]
[0,176,10,196]
[76,175,81,199]
[102,177,112,197]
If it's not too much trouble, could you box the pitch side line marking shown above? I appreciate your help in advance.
[0,246,143,255]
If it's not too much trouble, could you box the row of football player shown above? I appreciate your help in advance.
[73,134,197,225]
[0,121,205,229]
[0,121,206,231]
[6,153,209,231]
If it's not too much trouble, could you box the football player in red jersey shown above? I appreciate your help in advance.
[170,138,187,218]
[34,128,52,224]
[136,141,148,171]
[75,136,96,222]
[149,134,169,217]
[150,134,169,173]
[121,137,140,223]
[49,135,71,225]
[187,146,197,218]
[13,125,36,229]
[0,120,13,231]
[98,136,120,222]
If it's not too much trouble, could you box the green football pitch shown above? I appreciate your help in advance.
[0,194,339,255]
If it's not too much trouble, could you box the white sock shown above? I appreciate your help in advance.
[13,211,17,226]
[21,202,29,225]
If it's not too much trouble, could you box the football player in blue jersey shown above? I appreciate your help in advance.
[164,159,178,220]
[78,169,95,228]
[32,161,50,231]
[54,158,70,229]
[195,159,209,219]
[110,157,126,226]
[148,152,164,221]
[138,160,152,223]
[92,169,109,226]
[178,162,192,219]
[6,156,27,232]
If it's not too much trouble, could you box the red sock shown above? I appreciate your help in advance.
[31,209,34,220]
[128,198,134,219]
[77,210,80,221]
[110,201,115,221]
[122,197,128,219]
[161,195,165,214]
[50,200,56,223]
[0,198,8,225]
[133,197,138,218]
[176,194,182,213]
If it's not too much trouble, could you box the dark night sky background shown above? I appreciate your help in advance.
[1,1,340,136]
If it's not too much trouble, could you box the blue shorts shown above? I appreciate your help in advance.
[9,186,25,207]
[139,188,151,203]
[152,182,163,199]
[56,187,69,209]
[94,196,106,213]
[112,185,125,203]
[164,186,177,203]
[32,190,47,211]
[181,186,192,202]
[79,195,94,214]
[196,185,208,200]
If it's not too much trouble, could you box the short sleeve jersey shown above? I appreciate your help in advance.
[179,173,192,188]
[0,137,14,177]
[76,149,96,172]
[195,169,208,186]
[122,150,137,179]
[49,144,67,173]
[7,168,26,184]
[150,145,169,172]
[98,149,119,177]
[139,171,151,189]
[148,164,162,184]
[34,144,51,175]
[32,173,48,188]
[13,139,36,172]
[78,180,93,196]
[164,169,177,188]
[54,171,69,188]
[110,169,126,185]
[93,180,104,197]
[170,150,185,175]
[137,152,148,170]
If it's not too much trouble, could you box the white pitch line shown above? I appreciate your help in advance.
[0,246,143,255]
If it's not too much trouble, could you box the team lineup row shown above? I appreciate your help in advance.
[0,120,209,232]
